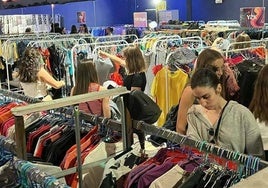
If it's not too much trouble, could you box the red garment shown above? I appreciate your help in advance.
[109,62,124,86]
[39,48,51,72]
[70,135,101,187]
[2,117,15,136]
[26,124,51,153]
[34,126,66,158]
[61,126,98,170]
[79,83,103,115]
[152,64,163,76]
[0,102,20,134]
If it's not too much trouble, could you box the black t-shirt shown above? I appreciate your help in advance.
[123,72,146,91]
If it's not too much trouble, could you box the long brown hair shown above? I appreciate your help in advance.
[194,48,227,98]
[249,64,268,124]
[195,48,224,70]
[18,47,44,83]
[123,45,146,74]
[72,59,99,95]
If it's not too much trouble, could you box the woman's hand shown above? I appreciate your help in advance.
[99,50,109,58]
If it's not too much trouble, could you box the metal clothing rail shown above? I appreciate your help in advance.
[11,87,129,157]
[11,87,130,188]
[134,121,268,170]
[94,34,138,43]
[225,39,266,58]
[0,88,41,104]
[0,136,70,188]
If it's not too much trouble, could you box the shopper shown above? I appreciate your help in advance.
[25,27,32,33]
[18,47,65,99]
[71,59,111,118]
[105,27,114,36]
[78,24,89,34]
[249,64,268,160]
[99,45,146,91]
[99,45,147,149]
[70,25,78,34]
[186,68,264,158]
[176,48,239,134]
[233,33,251,49]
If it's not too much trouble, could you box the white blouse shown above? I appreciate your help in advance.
[20,81,47,98]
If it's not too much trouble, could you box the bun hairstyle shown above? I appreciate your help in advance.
[191,68,220,90]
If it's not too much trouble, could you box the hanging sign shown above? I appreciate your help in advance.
[158,10,179,24]
[133,12,147,27]
[240,7,265,28]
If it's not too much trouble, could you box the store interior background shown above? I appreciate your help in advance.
[0,0,267,33]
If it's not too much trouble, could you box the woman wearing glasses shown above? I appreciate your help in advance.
[186,68,264,158]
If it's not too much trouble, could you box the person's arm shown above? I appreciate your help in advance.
[99,50,126,67]
[100,86,111,118]
[37,67,65,89]
[70,87,74,96]
[176,86,195,134]
[244,110,265,159]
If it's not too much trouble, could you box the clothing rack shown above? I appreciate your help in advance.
[1,35,54,91]
[94,34,138,43]
[53,34,93,40]
[225,39,266,57]
[71,41,130,84]
[151,35,182,54]
[0,136,70,188]
[11,87,129,159]
[11,87,130,188]
[0,88,41,104]
[134,120,268,170]
[27,37,87,48]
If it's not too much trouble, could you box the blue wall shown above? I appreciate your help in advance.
[0,0,267,32]
[191,0,267,22]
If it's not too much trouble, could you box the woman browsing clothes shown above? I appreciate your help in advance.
[186,68,264,158]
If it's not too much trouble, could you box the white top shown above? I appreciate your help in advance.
[257,119,268,150]
[20,81,47,98]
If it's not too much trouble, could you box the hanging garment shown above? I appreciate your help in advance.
[235,59,263,107]
[151,67,189,126]
[94,57,115,85]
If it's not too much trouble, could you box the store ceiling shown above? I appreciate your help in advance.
[0,0,93,9]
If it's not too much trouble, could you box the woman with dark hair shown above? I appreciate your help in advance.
[105,27,114,36]
[78,24,89,34]
[18,47,65,99]
[176,48,239,134]
[186,68,264,158]
[71,59,111,118]
[70,25,78,34]
[249,64,268,160]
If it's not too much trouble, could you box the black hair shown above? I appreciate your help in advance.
[191,68,220,90]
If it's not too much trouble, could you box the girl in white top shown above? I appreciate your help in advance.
[249,64,268,160]
[18,47,65,99]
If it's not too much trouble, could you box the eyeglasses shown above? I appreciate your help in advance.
[208,128,216,144]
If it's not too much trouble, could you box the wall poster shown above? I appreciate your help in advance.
[77,11,86,23]
[240,7,265,28]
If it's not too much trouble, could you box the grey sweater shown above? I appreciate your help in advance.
[187,101,264,158]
